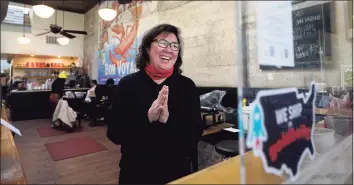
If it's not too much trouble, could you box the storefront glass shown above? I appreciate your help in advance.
[238,1,353,183]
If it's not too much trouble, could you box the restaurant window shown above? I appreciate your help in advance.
[237,1,352,183]
[0,60,11,74]
[1,3,32,33]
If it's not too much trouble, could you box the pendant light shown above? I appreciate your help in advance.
[57,37,69,45]
[33,1,54,18]
[57,6,69,46]
[98,0,117,21]
[18,4,30,45]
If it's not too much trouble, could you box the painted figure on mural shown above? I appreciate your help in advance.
[97,0,147,84]
[109,4,142,65]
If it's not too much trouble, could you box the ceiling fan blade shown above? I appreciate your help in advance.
[35,31,51,36]
[62,30,87,35]
[60,31,76,39]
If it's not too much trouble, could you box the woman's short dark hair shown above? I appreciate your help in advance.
[136,24,183,74]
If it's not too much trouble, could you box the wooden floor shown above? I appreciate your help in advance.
[12,119,120,184]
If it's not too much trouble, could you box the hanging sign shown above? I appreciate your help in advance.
[246,82,316,181]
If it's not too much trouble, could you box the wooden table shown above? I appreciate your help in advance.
[203,123,234,136]
[1,105,28,184]
[169,150,283,184]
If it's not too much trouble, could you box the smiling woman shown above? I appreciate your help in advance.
[106,24,204,184]
[135,24,184,74]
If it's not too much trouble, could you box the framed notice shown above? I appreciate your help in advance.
[256,1,295,68]
[260,2,332,70]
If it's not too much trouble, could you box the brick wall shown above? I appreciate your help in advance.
[84,1,352,87]
[84,1,237,86]
[83,4,99,81]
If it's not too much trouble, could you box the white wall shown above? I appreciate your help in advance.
[1,2,85,61]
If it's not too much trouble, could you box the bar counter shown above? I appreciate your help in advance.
[1,105,28,184]
[170,150,283,184]
[8,88,89,121]
[170,120,353,184]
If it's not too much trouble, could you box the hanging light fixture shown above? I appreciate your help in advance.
[17,36,31,44]
[57,7,70,46]
[98,1,117,21]
[33,1,55,19]
[18,4,31,45]
[57,37,69,45]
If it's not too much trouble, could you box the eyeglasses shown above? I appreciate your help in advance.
[153,39,180,51]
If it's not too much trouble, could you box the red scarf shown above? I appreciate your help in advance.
[145,64,174,80]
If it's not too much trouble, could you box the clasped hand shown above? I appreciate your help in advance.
[148,85,169,123]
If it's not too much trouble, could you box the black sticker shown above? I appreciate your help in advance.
[246,82,316,180]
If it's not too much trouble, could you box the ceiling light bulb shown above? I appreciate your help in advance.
[98,8,117,21]
[57,37,70,46]
[17,36,31,44]
[33,4,55,18]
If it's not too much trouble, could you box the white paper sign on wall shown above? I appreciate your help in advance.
[256,1,295,68]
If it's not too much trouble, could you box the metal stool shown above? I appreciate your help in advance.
[215,140,239,160]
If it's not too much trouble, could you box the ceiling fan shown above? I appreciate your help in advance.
[35,24,87,39]
[35,7,87,39]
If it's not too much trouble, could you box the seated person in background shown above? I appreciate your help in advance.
[105,78,115,106]
[49,71,67,128]
[78,73,91,88]
[85,80,98,103]
[89,78,114,126]
[50,71,66,103]
[84,80,98,119]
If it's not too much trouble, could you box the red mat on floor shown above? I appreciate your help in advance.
[37,127,83,138]
[45,136,107,161]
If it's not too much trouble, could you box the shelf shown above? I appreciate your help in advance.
[18,76,54,79]
[14,67,71,69]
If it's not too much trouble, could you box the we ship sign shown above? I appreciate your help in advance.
[246,82,316,181]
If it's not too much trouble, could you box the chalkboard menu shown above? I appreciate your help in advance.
[292,2,332,68]
[260,2,332,70]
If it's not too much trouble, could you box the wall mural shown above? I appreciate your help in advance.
[97,0,145,84]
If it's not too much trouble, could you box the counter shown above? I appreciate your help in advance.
[170,118,353,184]
[9,88,90,93]
[169,150,283,184]
[8,88,89,121]
[1,105,28,184]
